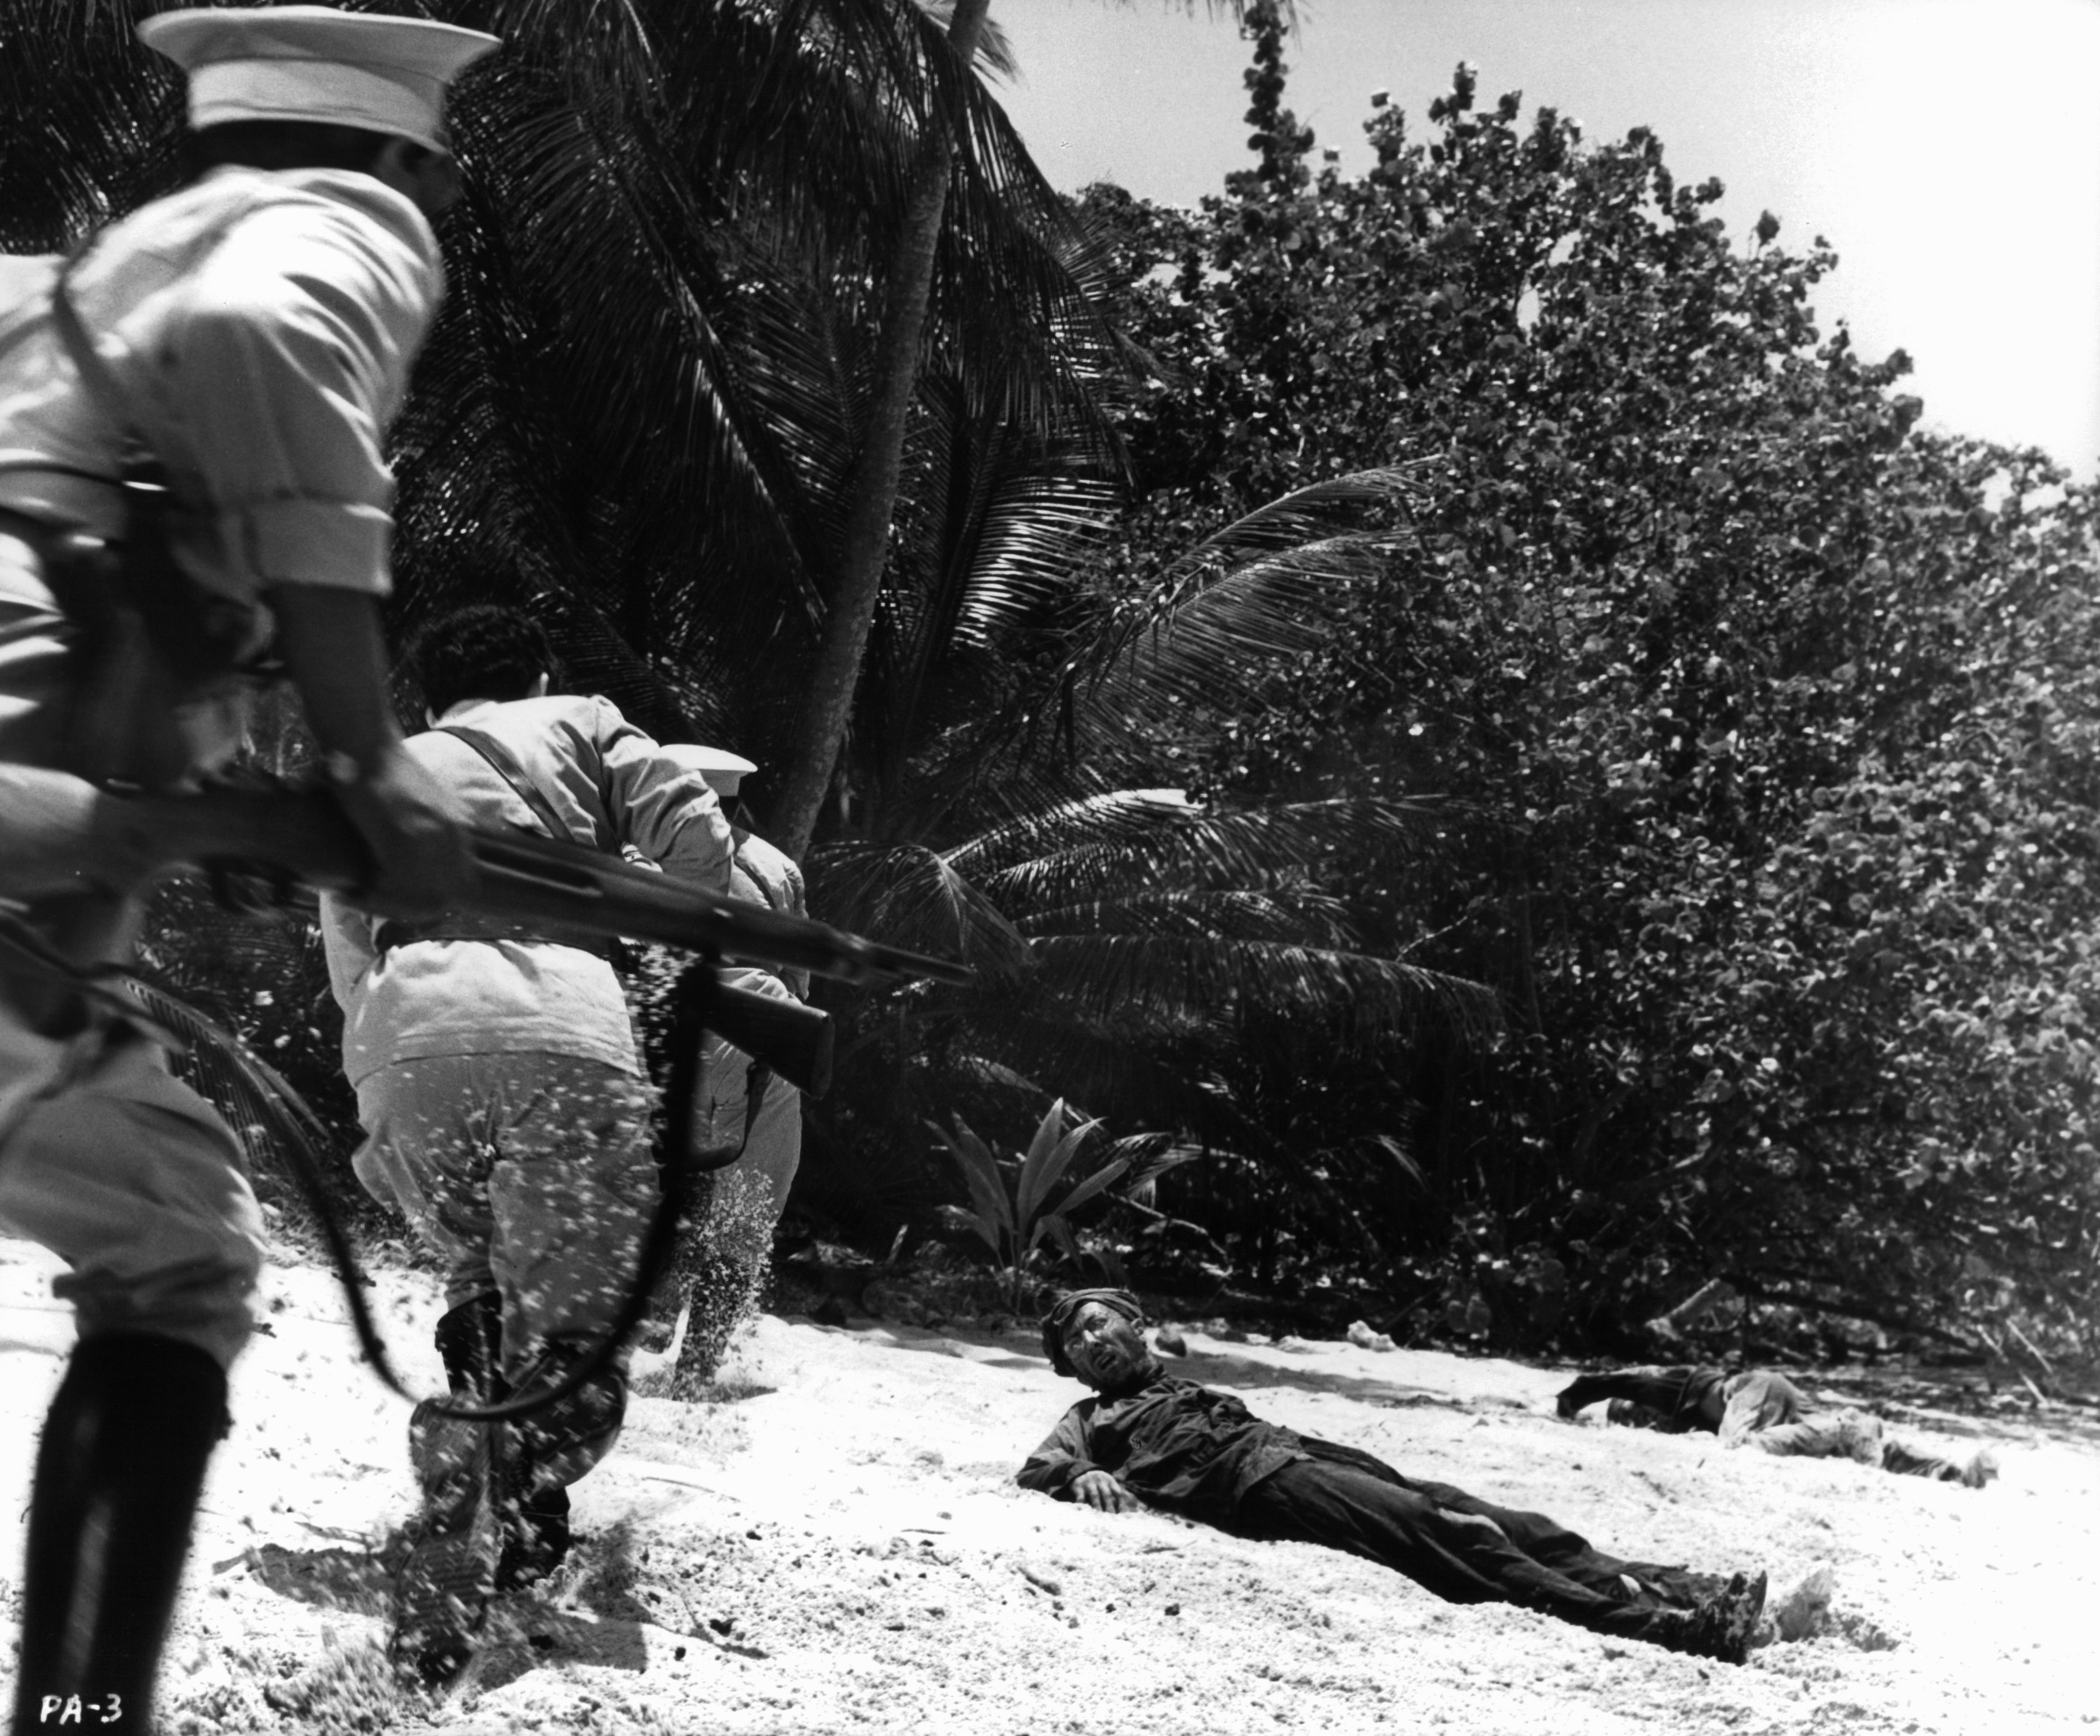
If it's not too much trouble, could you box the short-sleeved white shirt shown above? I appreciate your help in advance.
[0,164,442,608]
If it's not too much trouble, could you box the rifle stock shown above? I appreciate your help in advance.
[693,974,834,1097]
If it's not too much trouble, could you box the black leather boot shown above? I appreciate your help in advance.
[497,1342,624,1590]
[496,1481,570,1591]
[391,1294,508,1689]
[10,1334,229,1735]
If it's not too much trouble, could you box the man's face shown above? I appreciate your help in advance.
[1061,1301,1152,1391]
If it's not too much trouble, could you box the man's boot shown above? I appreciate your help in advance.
[424,1299,573,1596]
[496,1478,570,1592]
[390,1295,506,1690]
[1672,1571,1769,1665]
[10,1333,229,1735]
[497,1340,628,1587]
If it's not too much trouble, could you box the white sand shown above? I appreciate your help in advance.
[0,1238,2089,1735]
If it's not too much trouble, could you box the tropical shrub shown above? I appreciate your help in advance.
[931,1100,1115,1309]
[930,1099,1212,1310]
[1063,8,2100,1353]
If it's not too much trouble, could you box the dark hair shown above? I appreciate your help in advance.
[413,605,558,715]
[184,119,412,181]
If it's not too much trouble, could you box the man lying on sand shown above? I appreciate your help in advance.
[1555,1365,1998,1488]
[1017,1289,1771,1664]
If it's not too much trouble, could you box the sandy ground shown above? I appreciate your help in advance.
[0,1238,2091,1736]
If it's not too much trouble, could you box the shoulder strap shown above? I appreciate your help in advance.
[440,722,613,853]
[50,247,150,476]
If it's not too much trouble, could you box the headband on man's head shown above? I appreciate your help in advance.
[1039,1288,1144,1377]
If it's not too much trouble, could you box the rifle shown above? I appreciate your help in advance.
[0,763,971,1422]
[0,765,971,1094]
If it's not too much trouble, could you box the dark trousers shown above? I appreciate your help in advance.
[1235,1455,1722,1645]
[1879,1438,1963,1481]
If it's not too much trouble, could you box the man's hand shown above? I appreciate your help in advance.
[332,739,472,916]
[1071,1469,1139,1514]
[268,586,471,915]
[328,739,472,915]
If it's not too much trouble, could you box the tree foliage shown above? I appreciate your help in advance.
[0,0,1122,777]
[1067,6,2100,1351]
[11,0,2095,1358]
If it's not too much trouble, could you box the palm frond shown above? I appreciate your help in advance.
[1032,468,1430,756]
[1104,1133,1210,1202]
[0,1,180,249]
[950,790,1446,895]
[863,379,1122,789]
[1016,1101,1100,1228]
[1014,887,1357,948]
[1047,1153,1134,1227]
[811,839,1036,976]
[927,1114,1012,1255]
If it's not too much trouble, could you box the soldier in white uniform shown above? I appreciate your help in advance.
[319,604,735,1680]
[647,745,809,1392]
[0,9,492,1724]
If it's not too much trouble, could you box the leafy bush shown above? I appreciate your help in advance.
[931,1100,1122,1311]
[930,1100,1208,1310]
[1064,12,2100,1351]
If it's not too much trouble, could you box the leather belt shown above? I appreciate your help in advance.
[373,919,613,960]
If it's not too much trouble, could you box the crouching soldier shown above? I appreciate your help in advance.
[319,605,735,1684]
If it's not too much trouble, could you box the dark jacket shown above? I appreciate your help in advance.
[1017,1375,1410,1528]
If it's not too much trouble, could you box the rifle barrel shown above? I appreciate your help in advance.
[92,783,975,989]
[466,830,973,987]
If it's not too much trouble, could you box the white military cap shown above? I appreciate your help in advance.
[659,744,759,798]
[138,6,501,154]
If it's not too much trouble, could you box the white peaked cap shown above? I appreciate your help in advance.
[658,744,759,798]
[138,6,501,154]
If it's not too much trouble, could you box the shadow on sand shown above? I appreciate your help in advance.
[246,1541,393,1619]
[247,1515,756,1696]
[826,1317,1530,1415]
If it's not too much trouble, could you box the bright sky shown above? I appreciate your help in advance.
[992,0,2100,480]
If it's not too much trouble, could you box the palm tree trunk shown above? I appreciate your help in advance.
[772,0,993,858]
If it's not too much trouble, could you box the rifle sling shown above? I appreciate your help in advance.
[373,722,615,957]
[439,721,614,854]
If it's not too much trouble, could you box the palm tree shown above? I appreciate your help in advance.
[14,0,1446,1276]
[395,0,1130,773]
[794,472,1499,1249]
[771,0,999,853]
[0,0,1126,753]
[768,0,1296,853]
